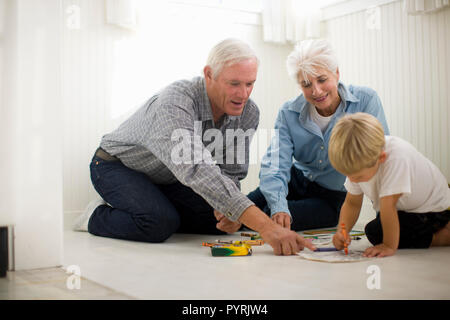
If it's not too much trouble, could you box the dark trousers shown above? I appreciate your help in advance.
[365,210,450,248]
[88,155,225,243]
[247,166,347,231]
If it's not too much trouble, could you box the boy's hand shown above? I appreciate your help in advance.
[332,230,351,250]
[363,243,396,258]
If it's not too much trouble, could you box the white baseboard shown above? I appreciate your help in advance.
[64,211,83,231]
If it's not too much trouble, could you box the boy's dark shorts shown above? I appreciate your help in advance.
[365,209,450,249]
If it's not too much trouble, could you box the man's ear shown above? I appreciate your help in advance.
[379,151,387,163]
[203,66,212,81]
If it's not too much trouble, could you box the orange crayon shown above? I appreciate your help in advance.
[341,223,349,255]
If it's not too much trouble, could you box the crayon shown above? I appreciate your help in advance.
[341,223,349,255]
[314,247,338,252]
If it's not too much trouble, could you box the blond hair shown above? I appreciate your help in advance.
[329,113,385,175]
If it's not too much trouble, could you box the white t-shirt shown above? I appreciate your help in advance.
[344,136,450,213]
[310,104,333,133]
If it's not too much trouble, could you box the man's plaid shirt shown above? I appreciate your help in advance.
[100,77,259,221]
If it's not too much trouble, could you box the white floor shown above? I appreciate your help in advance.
[0,267,133,300]
[63,209,450,300]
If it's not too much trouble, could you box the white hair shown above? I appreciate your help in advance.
[286,39,339,84]
[206,38,259,79]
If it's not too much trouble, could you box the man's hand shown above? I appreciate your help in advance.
[363,243,396,258]
[259,222,316,255]
[214,210,242,234]
[271,212,291,229]
[237,205,316,255]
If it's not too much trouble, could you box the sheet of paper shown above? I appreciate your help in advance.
[298,249,371,263]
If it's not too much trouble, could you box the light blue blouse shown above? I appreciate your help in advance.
[259,82,390,217]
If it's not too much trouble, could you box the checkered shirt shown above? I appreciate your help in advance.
[100,77,259,221]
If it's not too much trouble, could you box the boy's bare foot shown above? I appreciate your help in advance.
[431,222,450,247]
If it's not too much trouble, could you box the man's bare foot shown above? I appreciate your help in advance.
[431,222,450,247]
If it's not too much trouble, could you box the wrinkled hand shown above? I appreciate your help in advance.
[332,229,351,250]
[259,222,316,255]
[271,212,291,229]
[363,243,396,258]
[214,210,242,234]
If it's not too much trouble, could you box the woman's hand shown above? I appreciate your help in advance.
[271,212,291,229]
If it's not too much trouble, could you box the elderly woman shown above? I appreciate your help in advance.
[247,39,390,231]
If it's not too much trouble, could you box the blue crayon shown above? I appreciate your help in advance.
[314,247,338,252]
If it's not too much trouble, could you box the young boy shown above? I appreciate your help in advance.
[328,112,450,257]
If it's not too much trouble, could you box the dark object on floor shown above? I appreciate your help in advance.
[0,226,8,277]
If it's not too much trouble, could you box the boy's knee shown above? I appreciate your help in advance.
[365,219,383,246]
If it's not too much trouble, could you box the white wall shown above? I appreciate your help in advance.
[0,0,63,270]
[0,0,11,226]
[0,0,19,231]
[61,0,298,218]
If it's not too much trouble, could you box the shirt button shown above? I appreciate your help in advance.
[320,146,324,150]
[319,160,322,163]
[309,175,313,179]
[227,212,232,217]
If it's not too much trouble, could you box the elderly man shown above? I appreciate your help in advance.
[73,38,314,255]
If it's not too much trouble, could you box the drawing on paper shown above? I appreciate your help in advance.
[298,250,371,263]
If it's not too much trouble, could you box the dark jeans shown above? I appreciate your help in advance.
[247,166,347,231]
[88,155,225,243]
[365,210,450,248]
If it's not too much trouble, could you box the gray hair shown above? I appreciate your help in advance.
[206,38,259,79]
[286,39,338,84]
